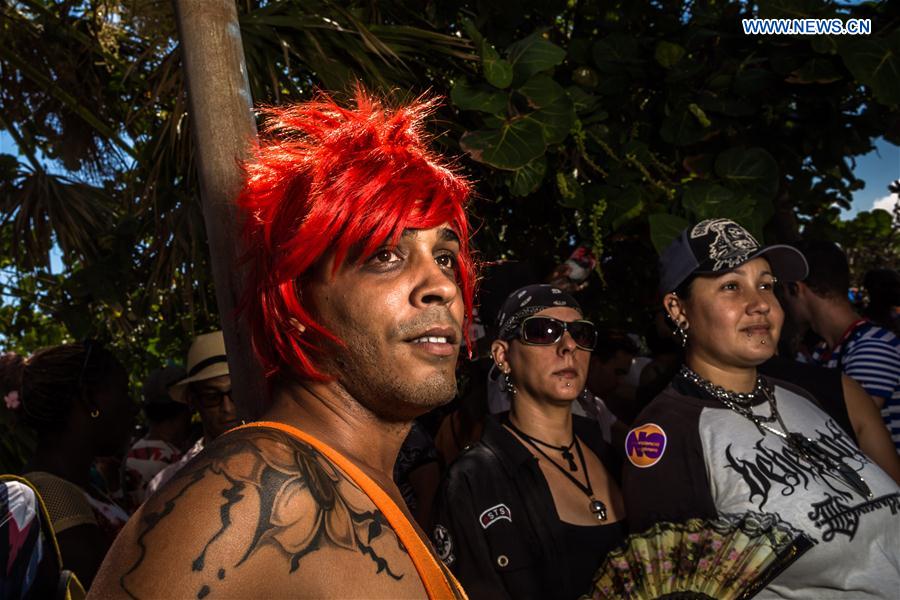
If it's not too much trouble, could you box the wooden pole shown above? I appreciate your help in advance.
[173,0,265,418]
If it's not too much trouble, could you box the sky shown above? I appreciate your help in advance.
[843,136,900,218]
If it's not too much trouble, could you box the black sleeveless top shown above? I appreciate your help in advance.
[557,519,627,598]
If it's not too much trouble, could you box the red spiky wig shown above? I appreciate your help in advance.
[238,88,475,382]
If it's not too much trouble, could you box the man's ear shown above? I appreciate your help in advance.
[491,340,510,372]
[662,292,688,328]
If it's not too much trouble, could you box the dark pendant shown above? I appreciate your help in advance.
[787,433,873,499]
[561,449,577,471]
[590,499,607,521]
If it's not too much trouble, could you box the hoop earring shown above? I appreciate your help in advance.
[503,372,518,395]
[90,409,100,419]
[675,321,689,348]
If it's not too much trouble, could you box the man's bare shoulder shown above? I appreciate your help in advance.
[89,427,424,599]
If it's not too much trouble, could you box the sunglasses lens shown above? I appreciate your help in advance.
[569,321,598,350]
[522,317,564,345]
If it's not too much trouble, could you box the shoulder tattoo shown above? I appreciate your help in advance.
[120,429,403,598]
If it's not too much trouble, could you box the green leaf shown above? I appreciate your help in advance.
[461,18,484,46]
[654,41,686,69]
[556,172,585,209]
[714,147,780,198]
[507,157,547,196]
[518,74,576,144]
[568,38,593,65]
[565,86,601,114]
[507,34,566,83]
[649,213,690,254]
[481,41,514,89]
[591,34,642,74]
[838,34,900,105]
[733,69,776,96]
[451,79,508,115]
[605,186,644,230]
[697,95,757,117]
[681,182,738,220]
[460,118,546,170]
[786,57,842,84]
[811,36,839,55]
[518,74,567,108]
[525,103,576,145]
[660,106,707,146]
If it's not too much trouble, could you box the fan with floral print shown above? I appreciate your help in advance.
[584,512,814,600]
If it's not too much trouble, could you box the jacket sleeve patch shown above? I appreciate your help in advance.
[478,503,512,529]
[432,524,455,566]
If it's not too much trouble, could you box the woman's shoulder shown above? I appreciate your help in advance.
[443,438,502,478]
[633,385,708,426]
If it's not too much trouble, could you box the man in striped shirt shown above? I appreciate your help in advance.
[782,241,900,452]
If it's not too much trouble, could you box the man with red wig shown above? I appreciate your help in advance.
[90,90,473,599]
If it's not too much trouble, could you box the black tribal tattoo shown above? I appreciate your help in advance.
[119,429,403,598]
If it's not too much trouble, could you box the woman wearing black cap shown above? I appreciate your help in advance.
[432,284,626,600]
[624,218,900,597]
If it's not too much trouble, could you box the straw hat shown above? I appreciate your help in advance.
[168,331,230,403]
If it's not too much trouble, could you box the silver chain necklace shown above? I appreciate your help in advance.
[678,365,873,500]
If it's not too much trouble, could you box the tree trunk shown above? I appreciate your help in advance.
[173,0,266,418]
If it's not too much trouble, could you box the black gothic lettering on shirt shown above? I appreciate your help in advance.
[808,492,900,542]
[724,420,867,509]
[119,430,403,598]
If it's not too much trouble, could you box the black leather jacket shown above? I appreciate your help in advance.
[431,414,624,600]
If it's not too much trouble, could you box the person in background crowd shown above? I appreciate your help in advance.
[0,476,76,598]
[434,284,625,600]
[782,241,900,452]
[634,307,683,414]
[394,420,441,529]
[145,331,235,496]
[0,352,34,474]
[625,219,899,597]
[90,90,473,598]
[580,331,638,446]
[863,268,900,335]
[434,358,491,466]
[16,342,133,589]
[759,355,900,484]
[122,366,191,509]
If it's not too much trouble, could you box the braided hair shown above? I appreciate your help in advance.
[20,343,124,432]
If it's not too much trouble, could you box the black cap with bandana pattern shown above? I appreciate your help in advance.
[658,218,808,294]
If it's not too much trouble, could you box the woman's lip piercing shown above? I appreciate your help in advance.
[565,382,572,387]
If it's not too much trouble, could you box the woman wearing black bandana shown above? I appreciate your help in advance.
[623,218,900,598]
[432,284,626,600]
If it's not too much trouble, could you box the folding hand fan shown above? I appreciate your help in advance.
[585,512,814,600]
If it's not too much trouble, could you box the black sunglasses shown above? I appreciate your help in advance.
[519,316,598,351]
[193,387,233,409]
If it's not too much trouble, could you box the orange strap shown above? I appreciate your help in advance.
[230,421,466,600]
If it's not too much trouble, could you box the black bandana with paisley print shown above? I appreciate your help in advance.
[496,284,582,341]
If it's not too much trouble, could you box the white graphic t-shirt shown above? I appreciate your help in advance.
[623,377,900,599]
